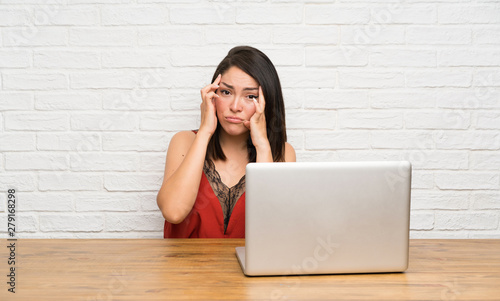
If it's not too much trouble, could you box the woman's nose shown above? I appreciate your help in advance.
[230,97,243,112]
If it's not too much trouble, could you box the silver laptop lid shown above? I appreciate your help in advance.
[243,161,411,276]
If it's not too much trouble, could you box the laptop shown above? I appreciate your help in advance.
[236,161,412,276]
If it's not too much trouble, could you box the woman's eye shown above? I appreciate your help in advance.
[248,95,258,100]
[221,90,230,95]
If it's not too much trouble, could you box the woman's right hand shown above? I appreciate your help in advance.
[199,74,222,136]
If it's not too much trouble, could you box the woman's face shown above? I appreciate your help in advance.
[215,66,259,136]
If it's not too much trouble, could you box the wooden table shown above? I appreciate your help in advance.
[1,239,499,300]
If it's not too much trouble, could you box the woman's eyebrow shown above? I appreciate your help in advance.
[221,82,258,91]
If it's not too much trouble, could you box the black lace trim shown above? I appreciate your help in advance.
[203,160,245,233]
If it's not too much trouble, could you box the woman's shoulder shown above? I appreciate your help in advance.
[284,142,296,162]
[168,130,197,152]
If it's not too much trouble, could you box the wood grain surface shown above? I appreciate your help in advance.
[1,239,499,300]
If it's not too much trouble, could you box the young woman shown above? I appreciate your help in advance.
[157,46,296,238]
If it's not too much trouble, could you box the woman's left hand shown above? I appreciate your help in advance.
[244,86,270,150]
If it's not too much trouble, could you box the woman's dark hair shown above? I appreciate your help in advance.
[206,46,287,163]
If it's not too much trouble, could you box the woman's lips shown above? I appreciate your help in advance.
[226,116,243,123]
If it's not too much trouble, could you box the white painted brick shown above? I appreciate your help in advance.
[469,232,500,239]
[2,27,67,47]
[439,5,500,24]
[305,131,370,150]
[3,72,67,90]
[471,192,500,209]
[470,151,500,170]
[140,192,161,212]
[6,152,69,171]
[101,5,167,25]
[371,49,436,67]
[0,9,31,26]
[296,151,339,162]
[34,51,100,69]
[40,214,104,232]
[371,130,435,149]
[0,92,34,110]
[70,71,138,89]
[20,193,74,212]
[103,90,171,111]
[435,130,500,150]
[75,193,140,212]
[69,28,136,46]
[410,231,468,239]
[412,170,435,189]
[372,5,437,24]
[405,150,469,170]
[0,50,31,68]
[237,5,302,24]
[70,0,133,3]
[305,6,370,24]
[36,92,101,110]
[405,110,471,130]
[439,50,500,67]
[37,133,101,151]
[103,50,170,68]
[435,212,499,230]
[140,113,199,131]
[278,68,336,88]
[339,70,404,88]
[474,69,500,87]
[0,193,5,212]
[34,6,99,25]
[0,133,35,151]
[71,113,139,131]
[135,67,212,89]
[437,90,500,109]
[406,70,472,88]
[410,212,434,230]
[105,213,164,231]
[104,173,162,191]
[286,130,304,150]
[341,25,405,45]
[5,112,68,131]
[205,26,272,44]
[103,133,172,151]
[411,190,469,210]
[407,26,471,45]
[138,27,203,46]
[71,153,139,172]
[286,111,336,129]
[339,110,403,129]
[273,26,339,44]
[475,26,500,44]
[476,112,500,129]
[39,172,102,191]
[167,89,199,111]
[139,153,165,172]
[170,47,227,67]
[435,172,499,190]
[281,89,303,110]
[0,174,36,192]
[260,48,304,66]
[304,89,369,109]
[306,47,368,67]
[336,150,401,162]
[17,214,38,233]
[371,90,436,108]
[170,6,235,24]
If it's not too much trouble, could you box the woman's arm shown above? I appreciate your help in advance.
[157,75,221,224]
[156,131,211,224]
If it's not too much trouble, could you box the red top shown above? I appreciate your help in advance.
[163,172,245,238]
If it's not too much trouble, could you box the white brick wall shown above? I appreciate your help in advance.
[0,0,499,239]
